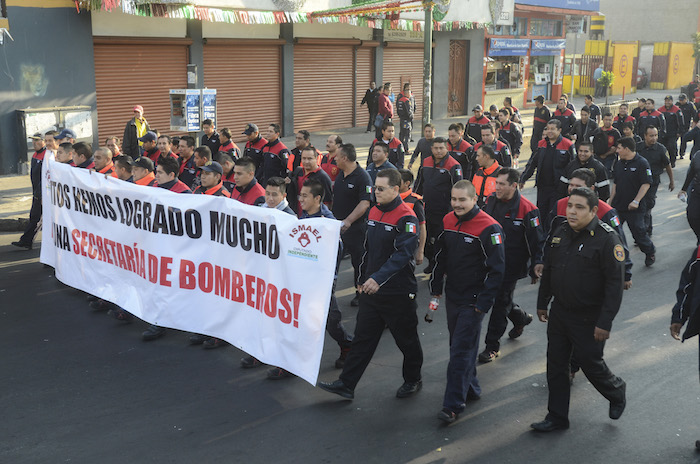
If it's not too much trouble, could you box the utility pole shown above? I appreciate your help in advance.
[422,1,433,127]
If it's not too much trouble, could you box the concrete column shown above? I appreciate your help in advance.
[374,29,384,85]
[186,19,205,142]
[280,23,295,136]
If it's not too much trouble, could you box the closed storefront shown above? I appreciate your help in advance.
[203,40,283,138]
[355,44,376,126]
[382,44,424,120]
[93,38,190,141]
[293,40,357,132]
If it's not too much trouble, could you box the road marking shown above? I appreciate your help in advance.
[0,257,39,269]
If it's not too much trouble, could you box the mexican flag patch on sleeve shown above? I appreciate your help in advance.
[406,223,417,233]
[610,215,620,227]
[530,217,540,227]
[491,233,503,245]
[366,186,372,193]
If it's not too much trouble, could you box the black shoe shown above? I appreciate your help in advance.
[530,419,569,432]
[478,349,500,363]
[508,314,533,339]
[142,326,166,341]
[189,333,207,345]
[267,367,294,380]
[203,338,226,349]
[107,308,133,323]
[318,379,354,399]
[240,356,263,368]
[645,254,656,267]
[423,265,432,274]
[695,439,700,450]
[350,295,360,307]
[89,299,107,311]
[437,408,458,423]
[609,382,626,420]
[396,380,422,398]
[11,241,32,250]
[335,346,351,369]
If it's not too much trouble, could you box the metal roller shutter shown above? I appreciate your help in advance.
[203,42,282,142]
[294,44,354,132]
[356,46,375,127]
[94,41,188,142]
[382,47,424,120]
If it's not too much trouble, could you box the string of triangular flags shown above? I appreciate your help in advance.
[74,0,488,32]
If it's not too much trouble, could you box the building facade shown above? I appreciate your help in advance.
[0,0,494,174]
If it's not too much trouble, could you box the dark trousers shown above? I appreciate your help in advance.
[326,294,352,348]
[484,280,530,351]
[545,304,626,425]
[643,182,659,235]
[443,298,485,412]
[537,185,560,234]
[425,214,446,269]
[665,136,679,165]
[340,292,422,390]
[619,210,655,256]
[687,192,700,245]
[341,226,365,288]
[399,121,412,153]
[366,108,377,132]
[19,191,42,245]
[680,130,690,157]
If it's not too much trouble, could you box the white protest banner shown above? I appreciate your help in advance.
[40,157,340,384]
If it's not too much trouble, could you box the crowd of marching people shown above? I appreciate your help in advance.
[11,83,700,442]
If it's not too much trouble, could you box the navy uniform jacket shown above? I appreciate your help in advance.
[613,114,636,134]
[447,139,476,180]
[359,195,419,295]
[553,108,577,138]
[473,140,512,167]
[676,101,697,133]
[244,136,268,172]
[562,156,611,201]
[550,197,632,283]
[483,190,544,282]
[682,126,700,158]
[520,135,576,188]
[636,109,667,139]
[532,105,552,142]
[659,105,685,139]
[429,206,505,311]
[414,155,463,220]
[259,138,290,184]
[671,247,700,344]
[500,121,523,156]
[538,216,625,331]
[467,115,491,144]
[367,138,406,169]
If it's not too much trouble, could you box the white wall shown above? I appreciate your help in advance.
[599,0,699,43]
[293,22,373,39]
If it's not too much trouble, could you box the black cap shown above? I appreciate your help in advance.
[242,123,259,135]
[133,157,154,172]
[680,93,688,100]
[534,95,545,103]
[200,160,223,175]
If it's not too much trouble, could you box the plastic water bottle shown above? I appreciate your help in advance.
[425,298,439,323]
[680,192,688,203]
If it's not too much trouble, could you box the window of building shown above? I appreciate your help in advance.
[490,17,528,36]
[529,19,562,37]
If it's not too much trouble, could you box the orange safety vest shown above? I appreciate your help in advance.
[472,161,500,204]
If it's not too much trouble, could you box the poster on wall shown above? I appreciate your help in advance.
[186,89,201,132]
[202,89,217,126]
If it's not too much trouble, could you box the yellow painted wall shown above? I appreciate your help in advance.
[562,75,582,95]
[611,42,637,96]
[666,42,694,89]
[585,40,607,56]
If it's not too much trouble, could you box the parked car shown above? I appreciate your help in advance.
[637,68,648,89]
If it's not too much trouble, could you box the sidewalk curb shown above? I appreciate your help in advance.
[0,218,28,232]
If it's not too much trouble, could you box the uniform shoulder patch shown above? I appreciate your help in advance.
[599,222,615,234]
[614,244,625,262]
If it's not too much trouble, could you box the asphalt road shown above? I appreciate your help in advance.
[2,160,700,464]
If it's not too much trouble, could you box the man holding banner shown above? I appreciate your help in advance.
[319,169,423,400]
